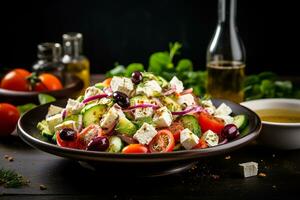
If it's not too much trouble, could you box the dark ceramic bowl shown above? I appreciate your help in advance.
[0,74,83,105]
[18,99,261,176]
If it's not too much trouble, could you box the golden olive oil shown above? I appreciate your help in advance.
[256,109,300,123]
[206,60,245,103]
[64,58,90,89]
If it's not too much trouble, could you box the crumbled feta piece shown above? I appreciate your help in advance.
[201,100,216,115]
[54,120,77,132]
[214,115,234,125]
[84,86,103,100]
[46,114,63,132]
[46,105,63,118]
[239,162,258,178]
[202,130,219,147]
[98,97,112,105]
[66,99,84,115]
[100,106,119,129]
[170,76,184,93]
[153,106,173,128]
[110,77,134,96]
[215,103,232,116]
[133,123,157,145]
[136,80,162,97]
[180,128,199,150]
[133,107,153,120]
[177,94,196,108]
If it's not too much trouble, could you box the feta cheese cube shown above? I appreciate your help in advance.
[46,114,63,132]
[46,105,63,118]
[214,115,234,125]
[111,77,134,96]
[54,120,77,132]
[66,99,84,115]
[239,162,258,178]
[133,123,157,145]
[153,106,173,128]
[100,106,119,129]
[170,76,184,93]
[177,94,196,108]
[136,80,162,97]
[215,103,232,116]
[201,100,216,115]
[133,107,153,120]
[202,130,219,147]
[84,86,103,100]
[180,128,199,150]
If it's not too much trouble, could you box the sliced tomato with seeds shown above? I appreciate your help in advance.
[149,129,175,153]
[77,124,103,149]
[197,112,225,134]
[167,122,184,142]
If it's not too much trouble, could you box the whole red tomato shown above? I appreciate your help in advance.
[33,73,63,91]
[0,69,30,91]
[0,103,20,136]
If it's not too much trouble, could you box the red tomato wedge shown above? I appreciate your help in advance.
[168,122,184,142]
[197,112,225,134]
[122,144,148,154]
[149,130,175,153]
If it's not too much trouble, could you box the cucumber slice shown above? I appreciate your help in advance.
[108,136,123,153]
[81,103,107,127]
[233,115,248,131]
[178,115,201,137]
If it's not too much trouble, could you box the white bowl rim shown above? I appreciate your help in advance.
[241,98,300,127]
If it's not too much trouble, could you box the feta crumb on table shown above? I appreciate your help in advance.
[239,162,258,178]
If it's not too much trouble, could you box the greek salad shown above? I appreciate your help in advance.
[37,72,248,153]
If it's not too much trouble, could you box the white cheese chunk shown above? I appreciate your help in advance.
[201,100,216,115]
[136,80,162,97]
[46,105,63,118]
[54,120,77,132]
[66,99,84,115]
[153,106,173,128]
[46,114,63,133]
[239,162,258,178]
[215,103,232,116]
[133,123,157,145]
[170,76,184,93]
[100,106,119,129]
[202,130,219,147]
[110,77,134,96]
[214,115,234,125]
[177,94,196,108]
[84,86,103,100]
[180,128,199,150]
[133,107,153,120]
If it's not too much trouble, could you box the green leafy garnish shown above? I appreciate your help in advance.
[0,168,28,188]
[17,103,37,115]
[38,93,56,105]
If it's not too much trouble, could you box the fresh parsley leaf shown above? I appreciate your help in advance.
[105,65,126,77]
[38,94,56,105]
[176,59,193,72]
[148,52,170,74]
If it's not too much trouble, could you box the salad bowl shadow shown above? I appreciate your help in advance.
[18,99,261,177]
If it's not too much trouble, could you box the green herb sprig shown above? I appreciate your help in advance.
[0,168,28,188]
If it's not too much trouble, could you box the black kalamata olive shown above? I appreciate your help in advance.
[131,71,143,84]
[86,136,109,151]
[59,128,77,141]
[113,91,130,108]
[221,124,239,141]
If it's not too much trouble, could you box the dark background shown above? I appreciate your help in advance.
[0,0,298,75]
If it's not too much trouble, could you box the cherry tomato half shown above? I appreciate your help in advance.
[168,122,184,142]
[193,137,208,149]
[34,73,63,91]
[149,130,175,153]
[0,103,20,136]
[122,144,148,154]
[1,68,30,91]
[197,112,225,134]
[77,124,103,149]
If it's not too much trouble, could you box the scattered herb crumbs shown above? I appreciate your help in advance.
[0,168,28,188]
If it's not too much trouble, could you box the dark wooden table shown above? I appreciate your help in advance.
[1,75,300,200]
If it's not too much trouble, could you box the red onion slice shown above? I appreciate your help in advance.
[181,88,193,95]
[82,94,109,104]
[171,106,204,115]
[62,109,67,120]
[218,139,228,145]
